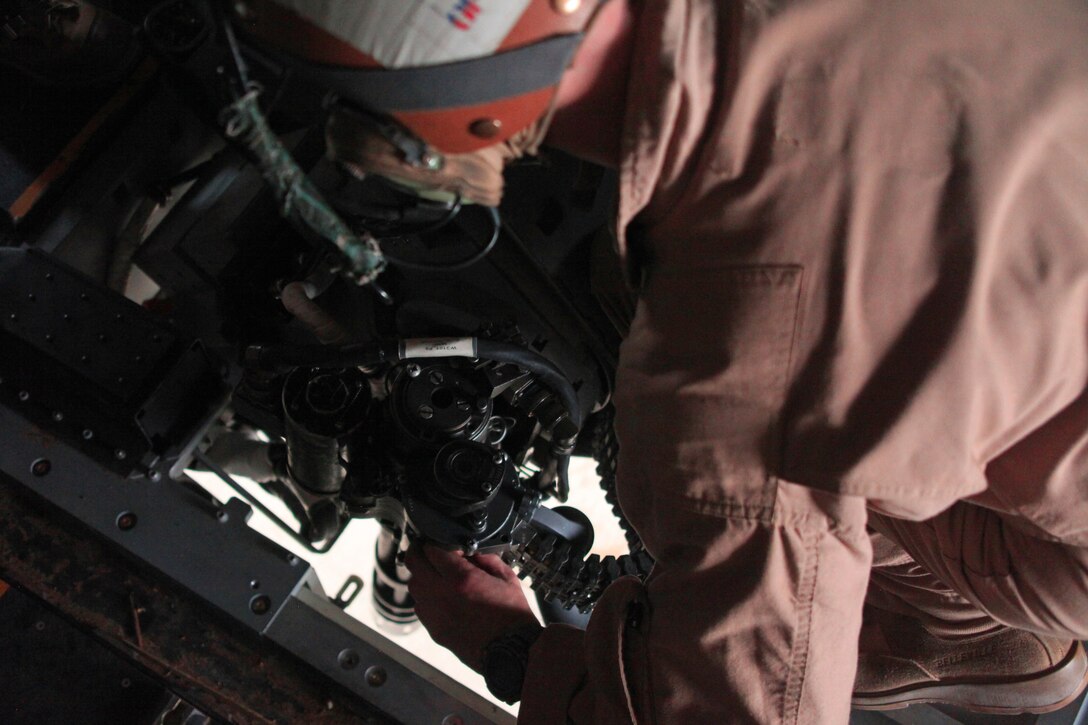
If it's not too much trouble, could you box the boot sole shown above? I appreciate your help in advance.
[853,640,1088,714]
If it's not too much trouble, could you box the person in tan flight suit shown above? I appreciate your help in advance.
[244,0,1088,721]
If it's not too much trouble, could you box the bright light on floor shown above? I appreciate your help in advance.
[187,455,629,718]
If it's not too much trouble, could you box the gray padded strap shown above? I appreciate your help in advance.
[283,33,584,112]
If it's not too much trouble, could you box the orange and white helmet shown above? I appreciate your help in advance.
[231,0,602,156]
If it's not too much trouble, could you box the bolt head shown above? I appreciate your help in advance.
[406,363,422,378]
[31,459,51,477]
[365,666,387,687]
[428,371,444,385]
[469,117,503,139]
[418,405,434,420]
[51,411,63,422]
[249,594,271,615]
[17,390,29,402]
[116,512,137,531]
[420,152,444,171]
[81,429,94,440]
[338,649,360,670]
[114,449,127,461]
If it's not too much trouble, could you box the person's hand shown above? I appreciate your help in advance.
[404,544,540,673]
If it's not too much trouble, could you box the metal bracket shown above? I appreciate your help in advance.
[0,404,512,724]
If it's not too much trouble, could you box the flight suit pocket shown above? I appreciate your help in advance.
[616,264,804,525]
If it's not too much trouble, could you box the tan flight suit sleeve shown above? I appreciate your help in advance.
[519,259,873,724]
[519,489,871,724]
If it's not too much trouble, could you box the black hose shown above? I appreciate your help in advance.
[381,206,500,273]
[473,339,581,427]
[556,453,571,502]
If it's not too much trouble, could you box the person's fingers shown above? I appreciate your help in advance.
[423,544,476,579]
[404,544,439,583]
[470,553,516,580]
